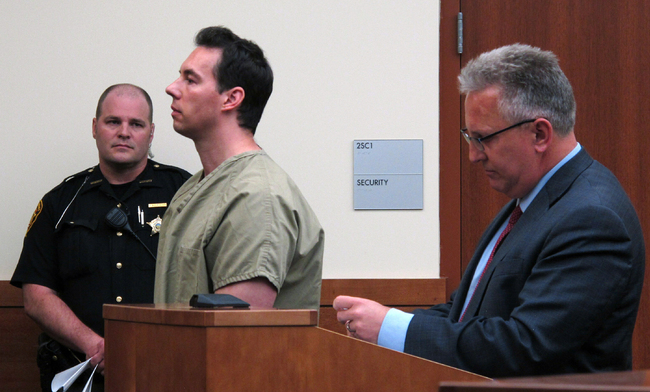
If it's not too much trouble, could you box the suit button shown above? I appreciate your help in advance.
[116,296,123,303]
[116,232,123,236]
[116,263,123,269]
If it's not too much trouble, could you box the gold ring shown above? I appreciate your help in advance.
[345,319,356,333]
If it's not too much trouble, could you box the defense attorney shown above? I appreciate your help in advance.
[335,44,645,377]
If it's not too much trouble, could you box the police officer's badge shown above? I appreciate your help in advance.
[147,215,162,236]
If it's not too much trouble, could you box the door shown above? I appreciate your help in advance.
[439,0,650,369]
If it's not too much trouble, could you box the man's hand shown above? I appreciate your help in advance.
[23,284,106,373]
[333,295,391,344]
[86,336,105,375]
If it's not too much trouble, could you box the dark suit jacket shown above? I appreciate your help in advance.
[405,149,645,377]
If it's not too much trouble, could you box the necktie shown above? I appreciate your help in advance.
[459,205,523,322]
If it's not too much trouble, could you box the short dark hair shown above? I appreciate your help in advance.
[96,83,153,123]
[195,26,273,134]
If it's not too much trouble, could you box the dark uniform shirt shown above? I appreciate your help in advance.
[11,159,191,336]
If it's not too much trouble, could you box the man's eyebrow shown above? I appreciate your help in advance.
[466,127,492,137]
[181,69,200,79]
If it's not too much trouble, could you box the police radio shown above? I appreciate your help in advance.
[105,207,156,261]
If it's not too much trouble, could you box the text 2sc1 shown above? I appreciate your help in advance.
[356,142,373,149]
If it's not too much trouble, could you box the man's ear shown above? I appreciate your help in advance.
[222,87,245,112]
[533,118,553,152]
[92,118,97,139]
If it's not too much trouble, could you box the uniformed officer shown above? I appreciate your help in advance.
[11,83,191,392]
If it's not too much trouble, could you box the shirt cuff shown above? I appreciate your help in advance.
[377,308,414,352]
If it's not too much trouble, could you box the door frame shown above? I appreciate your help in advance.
[439,0,463,298]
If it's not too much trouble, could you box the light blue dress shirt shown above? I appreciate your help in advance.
[377,143,582,352]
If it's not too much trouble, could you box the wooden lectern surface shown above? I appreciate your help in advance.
[104,303,318,327]
[104,304,489,392]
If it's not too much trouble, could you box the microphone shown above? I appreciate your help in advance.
[105,207,156,261]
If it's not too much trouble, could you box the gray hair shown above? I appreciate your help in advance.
[458,44,576,136]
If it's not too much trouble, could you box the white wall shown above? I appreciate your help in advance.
[0,1,441,280]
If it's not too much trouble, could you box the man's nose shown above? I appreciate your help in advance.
[468,143,486,163]
[165,79,180,97]
[117,124,130,137]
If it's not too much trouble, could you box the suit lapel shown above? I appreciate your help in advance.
[456,148,594,321]
[450,199,518,320]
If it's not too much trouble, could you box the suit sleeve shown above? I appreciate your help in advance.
[411,293,455,318]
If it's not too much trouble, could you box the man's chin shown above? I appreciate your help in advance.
[172,125,192,137]
[102,157,147,170]
[174,130,198,142]
[487,178,506,194]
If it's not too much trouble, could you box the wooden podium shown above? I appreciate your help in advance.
[104,304,489,391]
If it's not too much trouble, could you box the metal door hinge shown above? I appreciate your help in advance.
[457,12,463,54]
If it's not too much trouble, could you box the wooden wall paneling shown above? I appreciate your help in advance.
[0,280,23,307]
[319,278,446,305]
[0,281,41,392]
[0,309,41,392]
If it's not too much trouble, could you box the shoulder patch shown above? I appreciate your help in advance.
[26,200,43,236]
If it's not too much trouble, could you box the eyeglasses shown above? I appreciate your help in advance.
[460,119,536,151]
